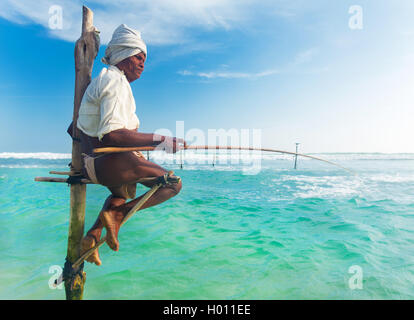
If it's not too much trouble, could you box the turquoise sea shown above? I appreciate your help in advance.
[1,151,414,300]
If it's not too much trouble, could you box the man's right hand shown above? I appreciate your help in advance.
[159,136,186,153]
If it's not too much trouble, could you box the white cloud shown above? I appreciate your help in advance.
[177,46,320,80]
[177,45,322,80]
[294,48,319,65]
[0,0,280,45]
[178,69,279,79]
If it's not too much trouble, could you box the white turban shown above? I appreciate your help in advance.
[102,24,147,66]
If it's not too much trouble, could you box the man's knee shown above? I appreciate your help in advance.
[169,179,182,196]
[108,195,126,208]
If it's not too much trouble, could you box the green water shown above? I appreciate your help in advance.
[1,154,414,299]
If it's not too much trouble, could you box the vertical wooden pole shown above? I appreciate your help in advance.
[64,6,99,300]
[294,143,299,170]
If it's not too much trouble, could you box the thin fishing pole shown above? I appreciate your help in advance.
[93,145,356,175]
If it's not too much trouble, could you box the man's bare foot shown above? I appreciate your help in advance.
[100,209,124,251]
[81,233,102,266]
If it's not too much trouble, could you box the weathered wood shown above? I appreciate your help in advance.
[35,177,93,184]
[65,5,99,300]
[35,175,180,185]
[49,171,77,175]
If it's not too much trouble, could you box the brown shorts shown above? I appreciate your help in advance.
[83,153,100,184]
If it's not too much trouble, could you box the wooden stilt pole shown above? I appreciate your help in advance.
[64,6,99,300]
[294,143,299,170]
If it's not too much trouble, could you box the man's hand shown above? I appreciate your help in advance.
[159,136,186,153]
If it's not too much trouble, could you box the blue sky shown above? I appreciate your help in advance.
[1,0,414,153]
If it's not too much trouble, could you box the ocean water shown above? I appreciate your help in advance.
[1,151,414,300]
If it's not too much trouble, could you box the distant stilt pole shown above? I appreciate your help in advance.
[294,143,300,170]
[64,6,99,300]
[212,151,216,167]
[147,150,150,161]
[180,150,183,169]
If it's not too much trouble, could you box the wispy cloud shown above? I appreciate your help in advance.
[294,47,319,65]
[0,0,287,45]
[178,69,279,79]
[177,46,320,80]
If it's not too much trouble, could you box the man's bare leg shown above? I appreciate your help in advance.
[81,194,126,264]
[81,233,102,266]
[81,174,182,259]
[92,152,183,252]
[101,182,182,251]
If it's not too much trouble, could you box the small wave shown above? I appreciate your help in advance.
[0,152,71,160]
[294,185,359,199]
[0,151,413,162]
[368,174,414,183]
[275,174,363,199]
[306,153,414,161]
[0,164,65,168]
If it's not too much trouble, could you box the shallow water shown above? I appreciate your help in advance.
[1,152,414,299]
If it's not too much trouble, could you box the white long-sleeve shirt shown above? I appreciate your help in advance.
[77,65,140,140]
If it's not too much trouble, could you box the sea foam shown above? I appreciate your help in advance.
[0,152,71,159]
[0,151,413,161]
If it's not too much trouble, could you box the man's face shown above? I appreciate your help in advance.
[118,52,146,82]
[129,52,146,80]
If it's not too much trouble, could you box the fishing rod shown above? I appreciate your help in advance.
[93,145,356,174]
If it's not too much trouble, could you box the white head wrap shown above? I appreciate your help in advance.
[102,24,147,66]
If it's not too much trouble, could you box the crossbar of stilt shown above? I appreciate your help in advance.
[35,175,180,185]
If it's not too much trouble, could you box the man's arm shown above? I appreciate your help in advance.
[101,128,185,153]
[67,122,151,145]
[101,129,162,147]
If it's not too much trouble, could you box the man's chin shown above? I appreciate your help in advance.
[129,75,141,83]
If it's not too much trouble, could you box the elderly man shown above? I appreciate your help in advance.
[70,24,184,266]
